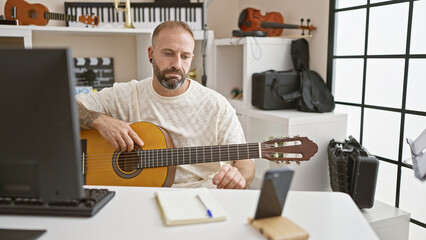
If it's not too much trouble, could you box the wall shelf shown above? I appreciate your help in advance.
[213,37,293,108]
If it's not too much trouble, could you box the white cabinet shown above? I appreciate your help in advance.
[213,37,348,191]
[0,25,214,85]
[243,109,347,191]
[362,201,410,240]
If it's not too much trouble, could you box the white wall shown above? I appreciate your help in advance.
[0,0,330,80]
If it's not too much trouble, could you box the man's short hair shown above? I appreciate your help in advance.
[152,21,194,46]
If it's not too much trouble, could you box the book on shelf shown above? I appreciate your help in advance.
[154,188,227,226]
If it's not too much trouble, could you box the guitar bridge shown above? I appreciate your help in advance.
[11,7,16,19]
[80,139,87,184]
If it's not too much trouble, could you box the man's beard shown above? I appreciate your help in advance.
[153,62,187,90]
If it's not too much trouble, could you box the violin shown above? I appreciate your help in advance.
[238,8,316,37]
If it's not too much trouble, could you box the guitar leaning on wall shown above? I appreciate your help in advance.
[4,0,99,26]
[80,121,319,187]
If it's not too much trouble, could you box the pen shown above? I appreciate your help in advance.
[196,194,213,218]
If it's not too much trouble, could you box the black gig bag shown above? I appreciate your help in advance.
[290,38,335,113]
[252,70,300,110]
[297,69,335,112]
[328,136,379,209]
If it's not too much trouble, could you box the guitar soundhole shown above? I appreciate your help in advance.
[117,151,139,173]
[112,145,143,179]
[29,10,37,19]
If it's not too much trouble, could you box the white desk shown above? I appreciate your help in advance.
[0,186,378,240]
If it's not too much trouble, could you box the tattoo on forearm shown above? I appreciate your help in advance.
[77,102,101,129]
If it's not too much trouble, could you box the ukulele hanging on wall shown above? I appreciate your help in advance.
[4,0,99,26]
[238,7,316,37]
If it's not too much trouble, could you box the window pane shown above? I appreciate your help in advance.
[410,222,426,240]
[400,167,426,223]
[335,9,366,56]
[365,59,405,108]
[370,0,393,3]
[335,104,361,140]
[403,114,426,163]
[363,108,400,159]
[410,0,426,54]
[333,59,363,103]
[368,3,409,55]
[375,161,397,206]
[336,0,366,9]
[406,59,426,112]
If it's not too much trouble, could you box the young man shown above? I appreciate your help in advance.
[76,21,254,189]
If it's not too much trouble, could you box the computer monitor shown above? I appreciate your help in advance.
[0,48,84,201]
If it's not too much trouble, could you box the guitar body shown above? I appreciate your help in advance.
[80,122,176,187]
[4,0,49,26]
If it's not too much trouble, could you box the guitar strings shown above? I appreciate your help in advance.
[80,144,260,159]
[79,150,304,173]
[81,145,260,163]
[79,145,262,172]
[78,140,295,159]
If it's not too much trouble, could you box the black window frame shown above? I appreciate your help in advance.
[327,0,426,230]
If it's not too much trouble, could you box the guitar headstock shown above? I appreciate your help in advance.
[261,136,318,163]
[299,18,316,35]
[78,15,99,26]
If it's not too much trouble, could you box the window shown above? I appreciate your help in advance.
[328,0,426,236]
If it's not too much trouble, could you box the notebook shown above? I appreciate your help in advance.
[154,188,227,226]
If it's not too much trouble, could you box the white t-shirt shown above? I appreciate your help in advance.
[76,77,246,188]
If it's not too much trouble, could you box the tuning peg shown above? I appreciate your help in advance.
[307,18,311,35]
[277,160,283,165]
[300,18,305,35]
[286,161,291,165]
[296,161,301,165]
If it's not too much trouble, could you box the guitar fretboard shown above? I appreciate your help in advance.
[137,143,260,168]
[44,12,77,21]
[64,2,204,30]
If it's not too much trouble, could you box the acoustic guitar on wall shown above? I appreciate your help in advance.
[4,0,99,26]
[80,121,319,187]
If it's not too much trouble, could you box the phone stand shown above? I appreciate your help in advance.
[249,169,309,240]
[248,216,309,240]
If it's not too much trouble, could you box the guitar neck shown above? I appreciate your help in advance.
[44,12,76,22]
[137,143,261,168]
[260,21,302,30]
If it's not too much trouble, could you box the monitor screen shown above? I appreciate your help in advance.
[0,48,84,201]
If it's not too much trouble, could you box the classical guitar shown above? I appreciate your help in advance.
[80,122,318,187]
[238,8,316,36]
[4,0,99,26]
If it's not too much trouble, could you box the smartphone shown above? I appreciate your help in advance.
[254,168,294,220]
